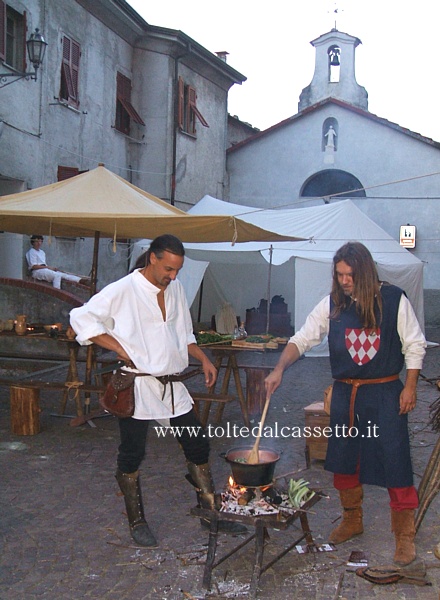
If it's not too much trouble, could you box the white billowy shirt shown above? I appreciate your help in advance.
[289,294,426,369]
[26,247,47,271]
[70,269,196,420]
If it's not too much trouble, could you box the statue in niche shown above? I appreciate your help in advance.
[324,125,337,150]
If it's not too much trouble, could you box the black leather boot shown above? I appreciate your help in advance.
[115,469,158,547]
[186,462,247,534]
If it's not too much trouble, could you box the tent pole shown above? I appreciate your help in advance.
[197,277,204,324]
[89,230,100,297]
[84,231,100,414]
[266,245,273,334]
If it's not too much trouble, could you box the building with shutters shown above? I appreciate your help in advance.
[0,0,245,285]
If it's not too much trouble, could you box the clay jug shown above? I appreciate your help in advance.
[15,315,27,336]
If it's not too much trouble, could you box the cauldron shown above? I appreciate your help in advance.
[222,447,280,487]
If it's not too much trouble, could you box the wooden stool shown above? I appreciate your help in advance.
[303,401,330,468]
[10,385,41,435]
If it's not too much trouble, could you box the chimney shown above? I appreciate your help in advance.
[216,51,229,63]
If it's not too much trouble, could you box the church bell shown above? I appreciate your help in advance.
[330,52,340,66]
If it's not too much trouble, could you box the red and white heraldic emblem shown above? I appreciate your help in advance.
[345,328,381,365]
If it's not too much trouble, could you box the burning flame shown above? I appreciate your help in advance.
[228,476,234,487]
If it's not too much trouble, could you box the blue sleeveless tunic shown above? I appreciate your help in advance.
[324,284,414,488]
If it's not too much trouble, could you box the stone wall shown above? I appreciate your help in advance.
[0,278,83,330]
[424,289,440,327]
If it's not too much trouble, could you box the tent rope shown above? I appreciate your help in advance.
[113,223,117,253]
[230,217,238,246]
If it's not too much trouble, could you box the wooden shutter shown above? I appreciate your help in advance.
[117,71,130,100]
[62,37,74,98]
[71,39,80,103]
[191,104,209,128]
[62,36,80,106]
[0,1,5,61]
[57,166,79,181]
[188,86,209,129]
[116,72,145,125]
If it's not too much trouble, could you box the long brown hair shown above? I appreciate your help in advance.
[330,242,382,329]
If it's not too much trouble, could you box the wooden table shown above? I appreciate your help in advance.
[196,345,276,427]
[0,331,104,417]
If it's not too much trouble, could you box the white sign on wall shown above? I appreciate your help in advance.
[400,225,416,249]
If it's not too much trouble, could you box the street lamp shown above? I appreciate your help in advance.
[0,28,47,88]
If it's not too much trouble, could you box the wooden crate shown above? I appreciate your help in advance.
[303,401,330,468]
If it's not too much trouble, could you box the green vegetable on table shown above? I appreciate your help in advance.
[196,332,232,345]
[244,335,267,343]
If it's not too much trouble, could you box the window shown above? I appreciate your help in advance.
[115,71,145,135]
[60,35,80,108]
[57,166,88,181]
[301,170,366,198]
[0,3,26,72]
[178,76,209,135]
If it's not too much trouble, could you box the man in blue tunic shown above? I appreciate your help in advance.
[265,242,426,566]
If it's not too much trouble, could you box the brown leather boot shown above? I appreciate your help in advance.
[391,509,416,565]
[115,469,158,547]
[329,485,364,544]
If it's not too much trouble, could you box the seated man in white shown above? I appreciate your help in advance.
[26,234,90,289]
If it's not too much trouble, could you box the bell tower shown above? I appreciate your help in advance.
[298,29,368,112]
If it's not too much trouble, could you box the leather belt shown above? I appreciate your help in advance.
[155,369,203,414]
[131,368,203,415]
[336,374,400,432]
[121,362,203,414]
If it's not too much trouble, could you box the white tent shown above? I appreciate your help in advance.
[132,197,425,354]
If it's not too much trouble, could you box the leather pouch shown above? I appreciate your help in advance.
[99,370,136,418]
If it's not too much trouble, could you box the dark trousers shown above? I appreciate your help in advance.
[117,408,210,473]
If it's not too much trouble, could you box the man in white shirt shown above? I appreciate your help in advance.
[25,235,90,289]
[70,234,245,547]
[265,242,426,566]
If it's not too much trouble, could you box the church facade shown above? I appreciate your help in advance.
[226,29,440,325]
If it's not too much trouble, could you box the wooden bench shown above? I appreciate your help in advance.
[0,378,105,435]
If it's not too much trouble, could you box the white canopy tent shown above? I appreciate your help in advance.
[132,197,425,354]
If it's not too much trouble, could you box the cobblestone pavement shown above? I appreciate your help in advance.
[1,329,440,599]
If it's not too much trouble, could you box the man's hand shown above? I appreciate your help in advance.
[265,368,283,397]
[202,360,217,388]
[264,342,300,398]
[399,369,420,415]
[399,386,417,415]
[187,342,217,388]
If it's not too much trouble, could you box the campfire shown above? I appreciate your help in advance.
[221,476,312,517]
